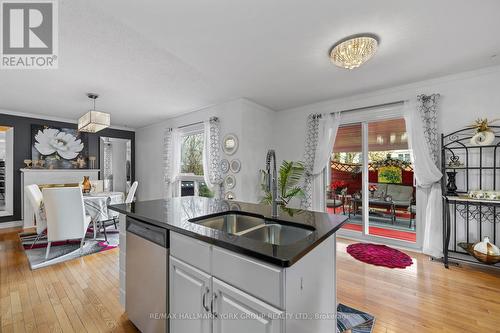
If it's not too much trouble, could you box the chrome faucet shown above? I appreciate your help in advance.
[266,149,282,218]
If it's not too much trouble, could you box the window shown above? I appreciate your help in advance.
[176,125,213,198]
[180,132,203,175]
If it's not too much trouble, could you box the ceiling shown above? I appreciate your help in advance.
[1,0,499,128]
[334,119,408,152]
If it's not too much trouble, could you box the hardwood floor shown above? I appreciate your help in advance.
[0,228,136,333]
[1,227,500,332]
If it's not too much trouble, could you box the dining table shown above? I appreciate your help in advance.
[83,191,125,242]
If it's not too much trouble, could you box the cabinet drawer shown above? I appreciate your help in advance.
[170,232,211,273]
[213,277,283,333]
[212,246,284,309]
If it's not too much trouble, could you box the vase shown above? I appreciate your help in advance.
[446,171,458,196]
[82,176,92,194]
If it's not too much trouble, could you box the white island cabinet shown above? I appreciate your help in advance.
[169,231,337,333]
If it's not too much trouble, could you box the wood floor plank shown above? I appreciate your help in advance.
[2,227,500,332]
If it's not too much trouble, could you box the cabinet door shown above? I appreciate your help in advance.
[170,256,212,333]
[212,278,283,333]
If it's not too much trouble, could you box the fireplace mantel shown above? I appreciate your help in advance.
[21,168,100,228]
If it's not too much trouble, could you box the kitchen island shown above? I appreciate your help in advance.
[109,197,348,333]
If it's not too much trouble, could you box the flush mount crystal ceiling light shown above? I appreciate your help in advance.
[329,34,379,69]
[78,93,111,133]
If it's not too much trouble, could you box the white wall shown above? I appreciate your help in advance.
[136,65,500,207]
[135,99,275,202]
[273,65,500,163]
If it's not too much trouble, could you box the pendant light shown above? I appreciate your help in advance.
[78,93,111,133]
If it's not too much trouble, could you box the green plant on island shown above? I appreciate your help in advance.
[260,160,305,207]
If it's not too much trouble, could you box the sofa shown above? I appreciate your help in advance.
[371,183,414,208]
[350,183,415,225]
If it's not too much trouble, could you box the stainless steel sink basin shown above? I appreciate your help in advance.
[241,224,313,246]
[191,213,265,234]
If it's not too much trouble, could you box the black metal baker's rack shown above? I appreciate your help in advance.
[441,126,500,268]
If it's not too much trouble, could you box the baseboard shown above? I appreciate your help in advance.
[0,220,23,229]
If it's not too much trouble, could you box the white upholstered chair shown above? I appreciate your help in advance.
[42,187,92,260]
[24,184,46,248]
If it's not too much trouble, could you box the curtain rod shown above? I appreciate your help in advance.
[331,100,406,115]
[177,116,218,129]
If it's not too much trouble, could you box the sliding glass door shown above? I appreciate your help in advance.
[329,117,417,245]
[329,124,364,233]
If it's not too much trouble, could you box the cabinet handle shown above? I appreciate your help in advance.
[202,287,210,312]
[211,293,218,318]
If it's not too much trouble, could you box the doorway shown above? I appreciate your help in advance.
[328,117,417,245]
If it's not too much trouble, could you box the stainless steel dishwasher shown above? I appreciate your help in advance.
[126,217,169,333]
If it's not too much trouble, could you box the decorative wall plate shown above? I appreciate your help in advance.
[220,159,230,174]
[229,159,241,173]
[222,133,239,155]
[224,174,236,189]
[225,191,235,200]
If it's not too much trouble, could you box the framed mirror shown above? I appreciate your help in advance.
[222,133,238,155]
[100,137,132,193]
[0,126,14,217]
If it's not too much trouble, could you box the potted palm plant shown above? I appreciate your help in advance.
[260,160,305,207]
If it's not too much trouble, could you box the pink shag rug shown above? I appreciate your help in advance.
[346,243,413,269]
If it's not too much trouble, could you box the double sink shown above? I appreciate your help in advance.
[189,212,314,246]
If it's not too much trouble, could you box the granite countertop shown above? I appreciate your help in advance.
[109,197,348,267]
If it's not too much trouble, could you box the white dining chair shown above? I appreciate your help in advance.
[42,187,92,260]
[24,184,46,248]
[108,180,138,230]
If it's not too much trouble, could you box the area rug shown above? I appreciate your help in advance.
[337,303,375,333]
[19,225,119,270]
[346,243,413,269]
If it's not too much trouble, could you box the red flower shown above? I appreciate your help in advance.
[331,180,348,190]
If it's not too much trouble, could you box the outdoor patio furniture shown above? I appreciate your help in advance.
[350,197,396,223]
[349,184,414,225]
[408,204,416,229]
[326,191,345,214]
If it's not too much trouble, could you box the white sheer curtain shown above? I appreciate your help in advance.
[202,117,223,198]
[404,99,443,257]
[302,112,341,211]
[163,128,181,198]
